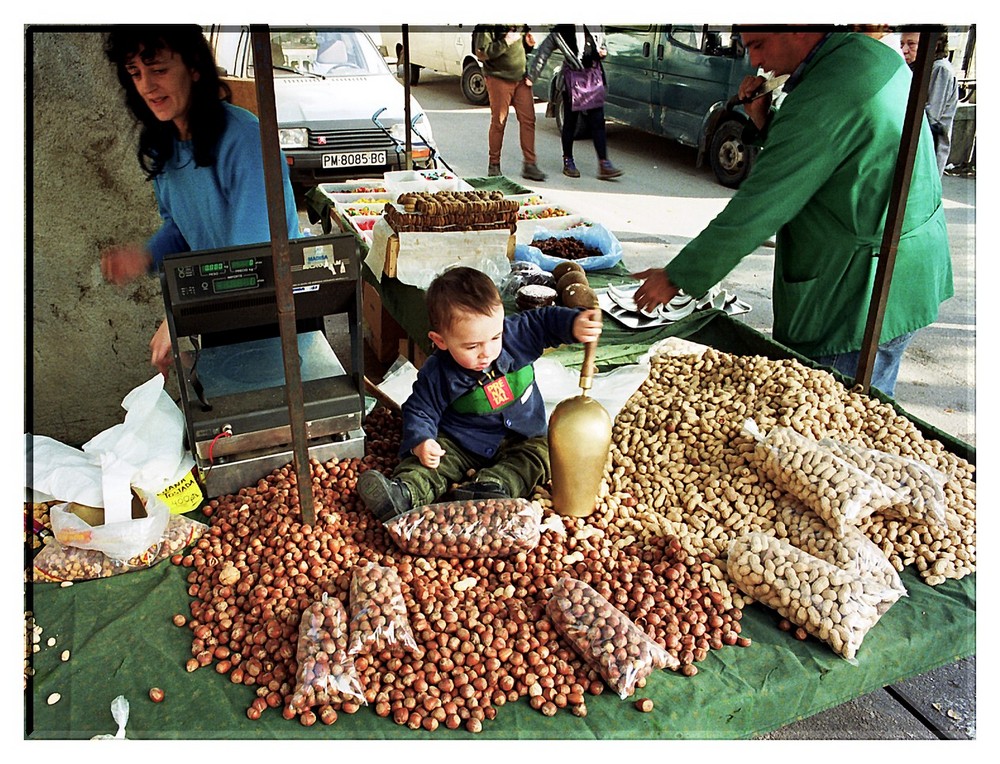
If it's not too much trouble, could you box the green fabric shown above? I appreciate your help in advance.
[666,33,954,358]
[25,560,975,739]
[474,27,530,81]
[450,365,535,415]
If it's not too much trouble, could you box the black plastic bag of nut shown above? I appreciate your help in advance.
[384,497,563,559]
[546,577,679,699]
[347,562,420,656]
[289,593,366,713]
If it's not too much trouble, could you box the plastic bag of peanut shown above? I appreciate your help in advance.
[742,419,903,538]
[727,532,905,662]
[384,497,561,559]
[817,438,948,527]
[32,513,207,582]
[546,577,679,699]
[347,562,420,656]
[289,593,365,712]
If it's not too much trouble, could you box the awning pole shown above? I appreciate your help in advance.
[855,31,939,394]
[250,26,316,525]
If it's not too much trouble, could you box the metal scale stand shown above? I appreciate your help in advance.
[160,233,366,499]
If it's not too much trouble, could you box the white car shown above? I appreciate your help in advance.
[206,26,440,189]
[380,25,488,105]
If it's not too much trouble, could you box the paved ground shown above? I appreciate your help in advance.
[323,68,978,741]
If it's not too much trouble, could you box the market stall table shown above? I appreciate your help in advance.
[26,178,975,741]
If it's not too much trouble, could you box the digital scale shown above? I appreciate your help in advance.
[160,233,366,498]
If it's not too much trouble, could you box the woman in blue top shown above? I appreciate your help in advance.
[99,26,300,377]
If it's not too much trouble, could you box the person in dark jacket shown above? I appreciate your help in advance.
[356,266,602,522]
[528,24,622,179]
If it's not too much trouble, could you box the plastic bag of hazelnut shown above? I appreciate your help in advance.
[742,419,903,538]
[289,593,366,712]
[385,497,559,559]
[546,577,679,699]
[347,562,420,656]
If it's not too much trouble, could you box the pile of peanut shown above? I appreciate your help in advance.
[607,348,976,607]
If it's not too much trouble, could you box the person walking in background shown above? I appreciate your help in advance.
[528,24,622,180]
[900,27,959,176]
[632,30,953,398]
[473,25,546,182]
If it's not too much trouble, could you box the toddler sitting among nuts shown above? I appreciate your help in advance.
[357,266,602,522]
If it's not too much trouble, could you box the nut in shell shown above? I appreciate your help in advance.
[218,564,240,586]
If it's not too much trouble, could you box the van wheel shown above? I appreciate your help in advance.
[397,61,421,84]
[554,95,590,140]
[461,62,489,105]
[710,118,755,188]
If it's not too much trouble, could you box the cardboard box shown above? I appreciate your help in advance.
[362,281,407,364]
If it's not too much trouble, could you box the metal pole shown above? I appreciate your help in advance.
[250,26,315,525]
[402,24,413,170]
[855,31,939,394]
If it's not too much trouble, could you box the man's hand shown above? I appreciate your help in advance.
[100,244,153,286]
[737,74,771,129]
[631,268,680,313]
[412,439,446,469]
[572,308,603,344]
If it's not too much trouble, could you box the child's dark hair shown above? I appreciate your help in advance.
[105,25,231,180]
[426,267,502,332]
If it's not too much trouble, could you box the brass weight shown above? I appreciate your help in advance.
[547,278,612,517]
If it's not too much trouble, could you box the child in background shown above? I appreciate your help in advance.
[357,266,602,522]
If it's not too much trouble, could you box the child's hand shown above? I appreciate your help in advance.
[413,439,446,469]
[572,308,603,344]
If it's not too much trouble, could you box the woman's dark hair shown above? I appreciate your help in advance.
[426,267,502,333]
[105,25,231,180]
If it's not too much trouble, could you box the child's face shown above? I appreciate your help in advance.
[429,305,504,372]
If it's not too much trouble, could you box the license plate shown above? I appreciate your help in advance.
[322,151,387,169]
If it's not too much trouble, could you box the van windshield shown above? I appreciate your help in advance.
[269,30,390,77]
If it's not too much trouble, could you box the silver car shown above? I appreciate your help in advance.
[206,26,439,190]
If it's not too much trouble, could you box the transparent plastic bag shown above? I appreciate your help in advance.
[289,593,365,712]
[33,514,207,582]
[773,499,906,610]
[347,562,420,656]
[545,577,678,699]
[385,497,562,559]
[742,419,902,537]
[727,532,905,662]
[818,438,948,527]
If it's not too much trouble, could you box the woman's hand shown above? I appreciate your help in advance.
[101,244,153,285]
[149,319,174,379]
[572,308,603,344]
[632,268,680,312]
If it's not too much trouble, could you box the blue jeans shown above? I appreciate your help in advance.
[811,331,916,398]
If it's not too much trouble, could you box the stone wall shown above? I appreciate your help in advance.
[29,30,169,446]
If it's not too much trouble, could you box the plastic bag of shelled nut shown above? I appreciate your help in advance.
[817,437,948,528]
[347,562,420,656]
[32,513,207,582]
[545,577,679,699]
[742,419,902,538]
[384,497,563,559]
[727,532,905,662]
[289,593,366,712]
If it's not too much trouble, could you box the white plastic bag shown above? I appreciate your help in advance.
[49,494,171,564]
[91,695,129,740]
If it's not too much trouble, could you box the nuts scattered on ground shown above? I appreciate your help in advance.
[149,687,165,703]
[635,698,654,713]
[47,693,61,705]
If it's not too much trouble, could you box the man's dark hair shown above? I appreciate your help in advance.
[426,267,502,333]
[105,25,231,180]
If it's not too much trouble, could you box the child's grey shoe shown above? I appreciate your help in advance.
[356,470,412,523]
[452,481,511,501]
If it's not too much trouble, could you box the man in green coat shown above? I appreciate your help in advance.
[633,31,953,397]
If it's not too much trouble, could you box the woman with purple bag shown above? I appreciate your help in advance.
[528,24,622,180]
